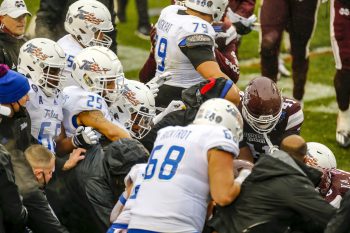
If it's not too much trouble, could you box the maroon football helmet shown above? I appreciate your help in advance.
[242,77,282,134]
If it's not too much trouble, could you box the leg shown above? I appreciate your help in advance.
[289,0,320,101]
[260,0,289,82]
[331,0,350,146]
[135,0,151,39]
[117,0,128,22]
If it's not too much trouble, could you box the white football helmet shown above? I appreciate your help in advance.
[71,46,124,103]
[109,80,156,139]
[193,98,243,142]
[185,0,228,22]
[64,0,113,48]
[18,38,66,96]
[306,142,337,169]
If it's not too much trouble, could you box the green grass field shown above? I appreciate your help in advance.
[26,0,350,170]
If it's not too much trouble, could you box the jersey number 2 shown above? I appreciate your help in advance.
[144,145,185,180]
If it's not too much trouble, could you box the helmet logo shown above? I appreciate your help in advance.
[123,90,141,106]
[15,0,25,8]
[74,8,104,25]
[79,59,111,73]
[83,74,94,87]
[23,43,50,61]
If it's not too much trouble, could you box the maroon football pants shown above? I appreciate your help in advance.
[331,0,350,111]
[260,0,320,101]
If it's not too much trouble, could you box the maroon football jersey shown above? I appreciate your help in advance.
[318,168,350,208]
[240,97,303,159]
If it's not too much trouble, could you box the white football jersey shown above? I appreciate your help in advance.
[26,79,63,153]
[113,163,147,227]
[57,34,83,87]
[62,86,127,137]
[128,124,239,233]
[154,5,215,88]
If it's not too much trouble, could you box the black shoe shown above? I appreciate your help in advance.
[135,25,151,40]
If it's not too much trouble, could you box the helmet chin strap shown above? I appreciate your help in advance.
[263,133,279,155]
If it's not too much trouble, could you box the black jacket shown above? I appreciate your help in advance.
[46,138,148,233]
[0,31,26,70]
[10,147,69,233]
[35,0,117,53]
[0,107,32,152]
[0,144,27,233]
[325,190,350,233]
[209,150,336,233]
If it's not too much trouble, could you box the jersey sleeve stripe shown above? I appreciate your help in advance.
[285,109,304,131]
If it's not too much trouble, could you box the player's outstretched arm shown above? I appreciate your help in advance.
[208,149,241,206]
[78,110,131,141]
[237,146,254,163]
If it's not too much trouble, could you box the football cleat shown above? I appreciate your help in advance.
[336,109,350,147]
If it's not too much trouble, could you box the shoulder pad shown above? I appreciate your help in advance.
[181,34,214,48]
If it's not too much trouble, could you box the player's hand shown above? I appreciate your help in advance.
[63,148,86,171]
[146,72,172,97]
[72,126,98,148]
[213,17,237,48]
[164,100,186,115]
[226,8,257,35]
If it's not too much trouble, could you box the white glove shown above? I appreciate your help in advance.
[0,105,11,116]
[235,169,251,185]
[72,126,98,148]
[153,100,185,125]
[215,24,238,46]
[146,72,172,97]
[227,8,257,27]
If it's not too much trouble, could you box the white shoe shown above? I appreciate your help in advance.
[336,109,350,147]
[278,58,291,77]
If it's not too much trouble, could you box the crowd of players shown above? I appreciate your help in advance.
[0,0,350,232]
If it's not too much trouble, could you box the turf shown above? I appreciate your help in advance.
[25,0,349,170]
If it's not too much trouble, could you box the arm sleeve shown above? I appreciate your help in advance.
[180,45,215,69]
[214,47,240,83]
[139,52,157,84]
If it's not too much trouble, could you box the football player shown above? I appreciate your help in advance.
[305,142,350,208]
[331,0,350,147]
[62,46,130,142]
[18,38,98,155]
[57,0,114,87]
[139,0,240,108]
[259,0,321,102]
[239,76,304,162]
[127,98,249,232]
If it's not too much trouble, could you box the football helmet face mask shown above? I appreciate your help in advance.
[185,0,228,22]
[65,0,113,48]
[71,46,124,103]
[193,98,243,143]
[18,38,66,96]
[110,80,156,139]
[306,142,337,169]
[242,76,282,134]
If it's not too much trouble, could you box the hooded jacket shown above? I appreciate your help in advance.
[209,150,336,233]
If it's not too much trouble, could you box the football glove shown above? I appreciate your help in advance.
[153,100,185,125]
[146,71,172,97]
[227,8,257,35]
[235,169,251,185]
[213,17,237,48]
[72,126,98,148]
